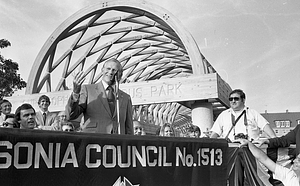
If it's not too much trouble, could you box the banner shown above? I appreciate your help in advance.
[227,146,265,186]
[0,128,228,186]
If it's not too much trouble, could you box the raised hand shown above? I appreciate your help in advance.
[232,138,249,147]
[73,71,86,94]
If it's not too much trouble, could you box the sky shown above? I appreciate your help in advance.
[1,0,300,113]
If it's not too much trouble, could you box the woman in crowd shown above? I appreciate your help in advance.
[51,111,68,131]
[159,123,175,137]
[0,99,13,126]
[187,125,201,138]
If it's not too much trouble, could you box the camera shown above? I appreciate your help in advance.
[234,133,248,140]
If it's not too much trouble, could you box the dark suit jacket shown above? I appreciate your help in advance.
[268,124,300,156]
[66,82,133,134]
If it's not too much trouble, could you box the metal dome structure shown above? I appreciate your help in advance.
[26,0,229,129]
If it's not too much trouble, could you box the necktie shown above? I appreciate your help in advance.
[107,86,115,114]
[43,113,47,125]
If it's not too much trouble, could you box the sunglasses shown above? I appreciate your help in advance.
[63,129,73,132]
[2,122,15,127]
[229,97,241,101]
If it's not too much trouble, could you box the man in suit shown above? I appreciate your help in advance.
[35,95,57,129]
[66,58,133,134]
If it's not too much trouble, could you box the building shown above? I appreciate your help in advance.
[262,110,300,137]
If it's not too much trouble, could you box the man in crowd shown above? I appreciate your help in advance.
[15,103,37,129]
[66,58,133,134]
[35,95,57,129]
[0,99,12,126]
[133,120,144,135]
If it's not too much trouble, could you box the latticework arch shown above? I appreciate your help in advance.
[26,0,219,128]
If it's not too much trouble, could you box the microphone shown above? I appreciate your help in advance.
[114,70,121,82]
[115,70,121,134]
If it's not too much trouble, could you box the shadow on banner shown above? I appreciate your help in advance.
[227,144,295,186]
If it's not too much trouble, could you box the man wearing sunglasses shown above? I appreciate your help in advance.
[210,89,276,141]
[210,89,276,186]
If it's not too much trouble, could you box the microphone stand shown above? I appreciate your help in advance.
[115,74,121,134]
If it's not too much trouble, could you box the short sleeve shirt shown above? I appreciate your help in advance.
[210,107,269,141]
[274,164,299,186]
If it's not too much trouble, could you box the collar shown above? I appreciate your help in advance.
[1,113,6,119]
[41,111,49,115]
[228,106,247,115]
[101,80,115,90]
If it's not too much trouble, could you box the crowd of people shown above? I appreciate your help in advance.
[0,95,200,138]
[1,58,299,185]
[0,97,74,132]
[0,59,203,139]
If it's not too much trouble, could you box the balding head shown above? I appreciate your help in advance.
[133,120,143,135]
[101,58,123,85]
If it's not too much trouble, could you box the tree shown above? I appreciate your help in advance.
[0,39,27,99]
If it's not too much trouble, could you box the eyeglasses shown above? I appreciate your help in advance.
[3,122,14,127]
[63,129,73,132]
[134,127,143,130]
[229,97,241,101]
